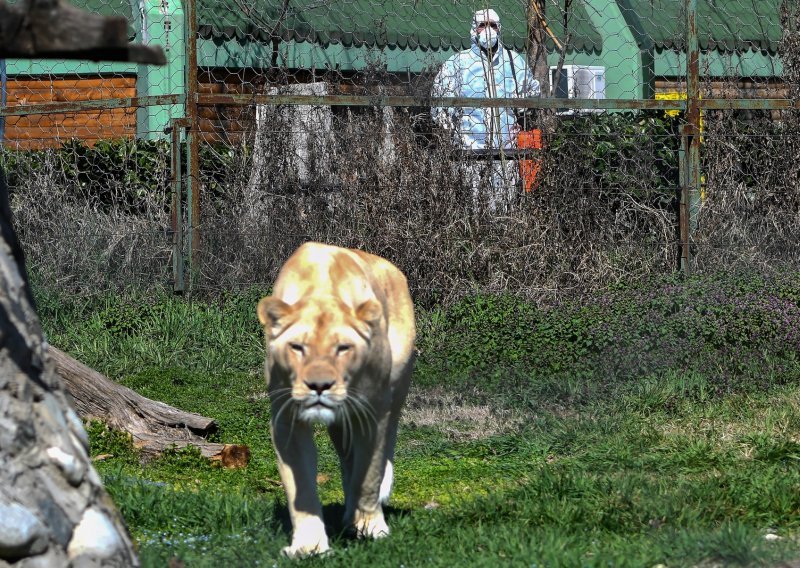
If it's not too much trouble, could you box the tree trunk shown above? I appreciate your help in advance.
[0,2,166,565]
[0,171,139,566]
[527,0,551,97]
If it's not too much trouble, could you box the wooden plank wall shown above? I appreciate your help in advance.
[1,70,271,149]
[198,71,256,146]
[1,72,789,150]
[3,76,136,149]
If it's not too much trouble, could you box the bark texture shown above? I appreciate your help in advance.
[0,170,139,566]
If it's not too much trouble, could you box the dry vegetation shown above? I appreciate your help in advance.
[4,10,799,303]
[8,149,172,292]
[197,106,683,305]
[5,101,799,305]
[693,4,800,275]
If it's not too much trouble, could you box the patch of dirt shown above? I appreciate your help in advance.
[401,387,522,441]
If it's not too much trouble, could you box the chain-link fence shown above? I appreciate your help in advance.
[1,0,797,303]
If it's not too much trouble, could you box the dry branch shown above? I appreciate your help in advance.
[49,345,250,467]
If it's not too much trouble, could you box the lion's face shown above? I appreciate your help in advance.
[258,295,383,425]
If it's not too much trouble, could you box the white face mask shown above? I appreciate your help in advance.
[477,28,498,50]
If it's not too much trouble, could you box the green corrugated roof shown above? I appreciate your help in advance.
[619,0,782,53]
[197,0,604,54]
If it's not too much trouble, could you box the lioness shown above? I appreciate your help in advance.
[257,242,416,557]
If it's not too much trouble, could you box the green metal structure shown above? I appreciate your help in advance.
[135,0,187,138]
[3,0,785,110]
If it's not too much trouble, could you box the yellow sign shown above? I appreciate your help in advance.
[655,92,705,201]
[655,91,704,135]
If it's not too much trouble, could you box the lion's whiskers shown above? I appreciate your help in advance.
[336,404,355,458]
[342,398,365,443]
[287,404,299,443]
[344,389,378,441]
[268,387,294,403]
[348,388,378,425]
[270,391,297,428]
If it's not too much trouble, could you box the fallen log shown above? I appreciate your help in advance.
[49,345,250,468]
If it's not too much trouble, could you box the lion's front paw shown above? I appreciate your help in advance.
[353,510,390,539]
[283,518,330,558]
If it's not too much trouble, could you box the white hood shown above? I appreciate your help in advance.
[471,8,501,50]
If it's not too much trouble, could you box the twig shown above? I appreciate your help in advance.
[530,0,563,51]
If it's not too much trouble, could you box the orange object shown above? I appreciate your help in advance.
[517,129,543,192]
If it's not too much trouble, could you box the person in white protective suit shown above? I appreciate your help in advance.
[431,8,540,211]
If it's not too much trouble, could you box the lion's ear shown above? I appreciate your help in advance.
[356,298,383,327]
[257,296,293,337]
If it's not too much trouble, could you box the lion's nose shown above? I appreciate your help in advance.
[304,379,335,395]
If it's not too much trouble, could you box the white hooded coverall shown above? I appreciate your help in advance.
[431,9,541,151]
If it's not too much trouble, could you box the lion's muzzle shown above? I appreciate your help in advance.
[295,361,345,424]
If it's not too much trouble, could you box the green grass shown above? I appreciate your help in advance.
[35,279,800,567]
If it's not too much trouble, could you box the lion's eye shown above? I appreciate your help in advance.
[336,344,353,356]
[289,343,305,355]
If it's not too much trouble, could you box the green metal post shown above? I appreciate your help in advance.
[170,118,189,292]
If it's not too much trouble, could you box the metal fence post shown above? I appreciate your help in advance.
[680,0,702,275]
[185,0,201,289]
